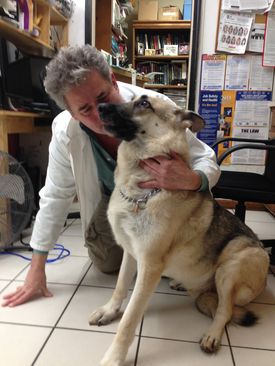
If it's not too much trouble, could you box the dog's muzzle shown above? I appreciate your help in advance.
[98,103,139,141]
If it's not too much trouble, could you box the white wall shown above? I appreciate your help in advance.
[195,0,220,109]
[68,0,86,46]
[199,0,220,54]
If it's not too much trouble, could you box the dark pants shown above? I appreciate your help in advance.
[85,194,123,273]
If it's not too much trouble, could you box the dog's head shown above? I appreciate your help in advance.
[98,95,205,142]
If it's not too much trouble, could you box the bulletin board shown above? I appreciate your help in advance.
[197,0,275,165]
[215,0,275,64]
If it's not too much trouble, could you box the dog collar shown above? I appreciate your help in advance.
[119,188,161,213]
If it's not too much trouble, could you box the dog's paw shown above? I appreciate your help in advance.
[89,305,118,326]
[169,279,186,292]
[200,334,221,353]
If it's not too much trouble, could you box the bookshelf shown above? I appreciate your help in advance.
[132,20,191,108]
[95,0,133,67]
[0,0,68,56]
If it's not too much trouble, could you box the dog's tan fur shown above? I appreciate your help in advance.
[89,96,269,366]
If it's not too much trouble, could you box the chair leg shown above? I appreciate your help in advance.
[235,202,246,222]
[262,240,275,266]
[270,248,275,266]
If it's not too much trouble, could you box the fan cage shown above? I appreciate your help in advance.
[0,152,35,247]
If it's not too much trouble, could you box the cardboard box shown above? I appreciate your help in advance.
[138,0,158,21]
[158,6,183,21]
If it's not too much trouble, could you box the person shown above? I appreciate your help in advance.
[2,45,221,307]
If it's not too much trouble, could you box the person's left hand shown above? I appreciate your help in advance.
[138,151,201,191]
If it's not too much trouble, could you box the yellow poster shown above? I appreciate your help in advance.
[217,90,236,163]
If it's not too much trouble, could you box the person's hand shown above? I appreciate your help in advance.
[138,151,201,191]
[1,254,52,307]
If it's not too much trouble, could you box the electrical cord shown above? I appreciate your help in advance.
[0,236,71,263]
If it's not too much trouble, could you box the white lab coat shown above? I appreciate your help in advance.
[30,82,220,252]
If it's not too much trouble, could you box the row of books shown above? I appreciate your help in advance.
[136,33,189,54]
[137,60,187,85]
[111,32,128,67]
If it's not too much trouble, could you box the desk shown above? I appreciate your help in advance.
[0,110,51,152]
[111,66,149,88]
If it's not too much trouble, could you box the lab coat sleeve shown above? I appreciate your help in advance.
[30,115,77,252]
[186,129,221,190]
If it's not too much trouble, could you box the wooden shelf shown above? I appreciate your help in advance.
[0,110,50,118]
[133,20,191,30]
[136,55,189,61]
[144,84,187,89]
[50,7,68,24]
[0,19,54,57]
[0,0,68,56]
[35,0,68,24]
[133,20,191,97]
[112,66,150,86]
[0,110,51,152]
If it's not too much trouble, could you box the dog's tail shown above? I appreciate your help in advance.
[232,306,258,326]
[196,292,258,327]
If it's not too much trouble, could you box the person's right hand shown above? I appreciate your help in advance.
[1,253,53,307]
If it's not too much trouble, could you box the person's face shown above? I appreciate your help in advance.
[65,70,124,134]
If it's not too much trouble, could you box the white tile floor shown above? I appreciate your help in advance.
[1,211,275,366]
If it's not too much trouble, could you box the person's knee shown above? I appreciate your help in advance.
[85,193,123,273]
[88,245,123,273]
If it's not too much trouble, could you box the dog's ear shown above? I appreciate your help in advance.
[175,110,205,132]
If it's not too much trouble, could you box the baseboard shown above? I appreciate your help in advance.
[216,199,266,211]
[264,204,275,217]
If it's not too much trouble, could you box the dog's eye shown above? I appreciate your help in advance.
[138,99,150,108]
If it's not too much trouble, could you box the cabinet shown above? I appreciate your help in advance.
[132,20,192,108]
[0,0,68,56]
[0,111,51,152]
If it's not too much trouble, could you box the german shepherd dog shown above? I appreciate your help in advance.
[89,95,269,366]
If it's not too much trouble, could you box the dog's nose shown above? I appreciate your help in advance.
[98,103,108,113]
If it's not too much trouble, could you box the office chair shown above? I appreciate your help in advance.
[211,137,275,264]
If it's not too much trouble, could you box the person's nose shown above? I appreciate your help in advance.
[91,106,100,120]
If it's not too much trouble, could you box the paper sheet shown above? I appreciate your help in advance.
[201,55,226,91]
[225,55,250,89]
[217,12,253,53]
[263,3,275,66]
[249,55,274,90]
[222,0,273,11]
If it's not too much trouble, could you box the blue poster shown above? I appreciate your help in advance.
[236,91,272,102]
[197,91,222,146]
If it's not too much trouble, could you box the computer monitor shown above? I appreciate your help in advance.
[0,38,51,112]
[7,56,50,100]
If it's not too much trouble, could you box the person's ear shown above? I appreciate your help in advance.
[111,72,119,90]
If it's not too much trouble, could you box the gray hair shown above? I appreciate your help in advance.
[44,45,111,109]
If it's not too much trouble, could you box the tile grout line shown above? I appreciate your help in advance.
[229,344,275,352]
[134,316,144,366]
[225,326,236,366]
[60,219,77,234]
[31,261,94,366]
[0,321,53,329]
[0,261,31,295]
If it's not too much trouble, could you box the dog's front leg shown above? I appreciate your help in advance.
[89,251,136,326]
[101,260,164,366]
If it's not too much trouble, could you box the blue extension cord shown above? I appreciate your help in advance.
[0,243,71,263]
